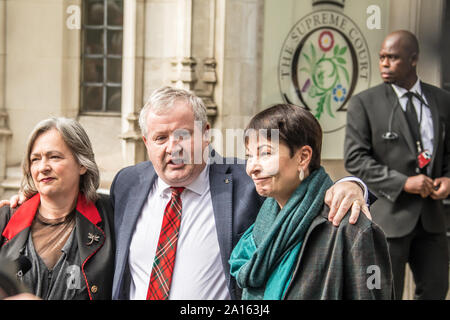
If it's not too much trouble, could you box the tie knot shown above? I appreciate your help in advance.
[404,91,415,99]
[170,187,185,197]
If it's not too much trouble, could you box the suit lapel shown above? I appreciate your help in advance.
[208,161,233,285]
[76,213,104,267]
[420,82,441,172]
[384,84,417,155]
[116,163,157,278]
[75,194,104,266]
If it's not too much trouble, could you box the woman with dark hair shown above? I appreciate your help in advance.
[0,117,114,300]
[229,104,393,300]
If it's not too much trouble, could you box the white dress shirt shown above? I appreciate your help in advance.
[337,176,369,203]
[128,164,230,300]
[391,79,434,155]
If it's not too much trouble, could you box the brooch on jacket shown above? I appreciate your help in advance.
[86,233,100,246]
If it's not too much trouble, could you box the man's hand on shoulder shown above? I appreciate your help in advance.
[0,194,25,209]
[325,179,371,227]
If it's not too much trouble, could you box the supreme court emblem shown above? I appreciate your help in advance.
[278,9,371,133]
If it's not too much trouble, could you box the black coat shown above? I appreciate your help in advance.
[284,206,394,300]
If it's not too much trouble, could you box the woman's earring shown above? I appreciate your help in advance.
[299,169,305,181]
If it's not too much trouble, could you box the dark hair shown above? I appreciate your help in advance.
[245,103,322,172]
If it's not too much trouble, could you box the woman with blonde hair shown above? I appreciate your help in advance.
[0,117,114,300]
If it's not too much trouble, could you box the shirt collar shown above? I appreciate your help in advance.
[155,164,210,198]
[391,78,422,99]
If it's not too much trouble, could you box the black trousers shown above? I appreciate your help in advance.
[387,216,449,300]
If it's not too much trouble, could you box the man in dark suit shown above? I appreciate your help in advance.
[111,86,371,300]
[345,30,450,299]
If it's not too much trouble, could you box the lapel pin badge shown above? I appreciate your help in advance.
[87,232,100,246]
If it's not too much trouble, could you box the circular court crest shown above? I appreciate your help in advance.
[279,10,371,133]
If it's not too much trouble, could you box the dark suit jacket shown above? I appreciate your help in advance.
[110,152,264,300]
[344,82,450,238]
[285,206,393,300]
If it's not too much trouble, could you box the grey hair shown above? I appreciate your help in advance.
[21,117,100,203]
[139,86,208,138]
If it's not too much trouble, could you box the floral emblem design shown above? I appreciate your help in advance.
[299,30,350,119]
[332,84,347,103]
[318,31,334,52]
[279,11,372,136]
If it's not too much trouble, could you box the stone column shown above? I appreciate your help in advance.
[0,0,12,190]
[213,0,264,156]
[171,0,218,119]
[170,0,196,91]
[192,0,218,119]
[119,0,146,166]
[61,0,82,119]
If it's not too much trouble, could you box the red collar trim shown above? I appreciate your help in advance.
[75,193,102,226]
[2,193,101,241]
[2,193,40,241]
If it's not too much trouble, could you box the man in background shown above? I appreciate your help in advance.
[345,30,450,299]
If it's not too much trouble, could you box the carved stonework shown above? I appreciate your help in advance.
[119,112,146,164]
[198,57,217,117]
[171,56,218,118]
[0,111,12,182]
[119,112,141,141]
[171,57,197,90]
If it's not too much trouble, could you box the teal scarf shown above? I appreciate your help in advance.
[229,166,332,300]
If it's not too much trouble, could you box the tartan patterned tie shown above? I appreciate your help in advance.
[146,186,185,300]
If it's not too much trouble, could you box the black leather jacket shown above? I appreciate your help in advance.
[0,193,115,300]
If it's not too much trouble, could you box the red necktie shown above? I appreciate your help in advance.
[146,187,185,300]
